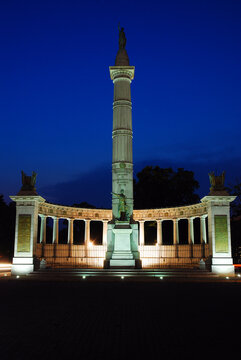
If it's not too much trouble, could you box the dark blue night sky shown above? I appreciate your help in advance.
[1,0,241,207]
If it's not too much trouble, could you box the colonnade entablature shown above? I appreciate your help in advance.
[35,198,208,222]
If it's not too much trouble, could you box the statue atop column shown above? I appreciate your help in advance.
[115,26,129,66]
[118,27,126,49]
[208,171,229,196]
[18,171,38,195]
[112,189,130,221]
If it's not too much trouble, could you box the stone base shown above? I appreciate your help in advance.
[106,221,141,268]
[11,264,34,275]
[12,257,34,275]
[110,259,136,267]
[211,265,235,275]
[211,257,235,275]
[105,259,141,268]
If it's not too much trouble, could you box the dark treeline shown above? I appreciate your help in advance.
[134,166,200,209]
[0,195,15,261]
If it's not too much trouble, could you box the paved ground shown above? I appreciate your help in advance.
[0,275,241,359]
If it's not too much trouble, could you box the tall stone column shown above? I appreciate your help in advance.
[106,28,140,269]
[110,65,135,219]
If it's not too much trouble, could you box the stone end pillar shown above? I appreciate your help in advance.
[9,195,46,275]
[201,195,236,275]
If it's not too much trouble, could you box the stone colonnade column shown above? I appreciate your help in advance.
[102,221,108,246]
[173,219,178,257]
[39,214,46,258]
[173,219,179,244]
[67,218,74,258]
[139,221,145,246]
[201,215,207,244]
[85,220,91,246]
[188,217,194,258]
[52,216,59,260]
[67,219,74,244]
[157,220,163,245]
[52,217,59,244]
[39,215,46,244]
[188,217,194,244]
[200,215,207,258]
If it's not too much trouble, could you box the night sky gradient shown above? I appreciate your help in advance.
[1,0,241,207]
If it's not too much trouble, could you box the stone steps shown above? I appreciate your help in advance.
[28,267,223,281]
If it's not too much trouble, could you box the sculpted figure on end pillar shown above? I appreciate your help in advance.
[208,171,228,195]
[18,170,38,195]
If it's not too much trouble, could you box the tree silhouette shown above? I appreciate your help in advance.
[0,195,15,261]
[134,166,199,209]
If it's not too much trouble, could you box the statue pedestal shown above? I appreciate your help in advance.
[106,222,140,268]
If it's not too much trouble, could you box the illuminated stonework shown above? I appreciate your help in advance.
[10,31,236,275]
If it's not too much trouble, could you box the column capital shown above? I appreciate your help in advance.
[50,216,59,221]
[109,66,135,81]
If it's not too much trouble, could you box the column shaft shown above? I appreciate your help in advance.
[201,216,207,243]
[40,215,46,244]
[157,220,163,245]
[173,219,178,245]
[85,220,90,246]
[139,221,145,246]
[68,219,74,244]
[188,217,194,244]
[102,221,108,246]
[52,217,59,244]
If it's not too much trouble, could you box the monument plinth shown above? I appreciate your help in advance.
[201,172,236,275]
[105,27,141,268]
